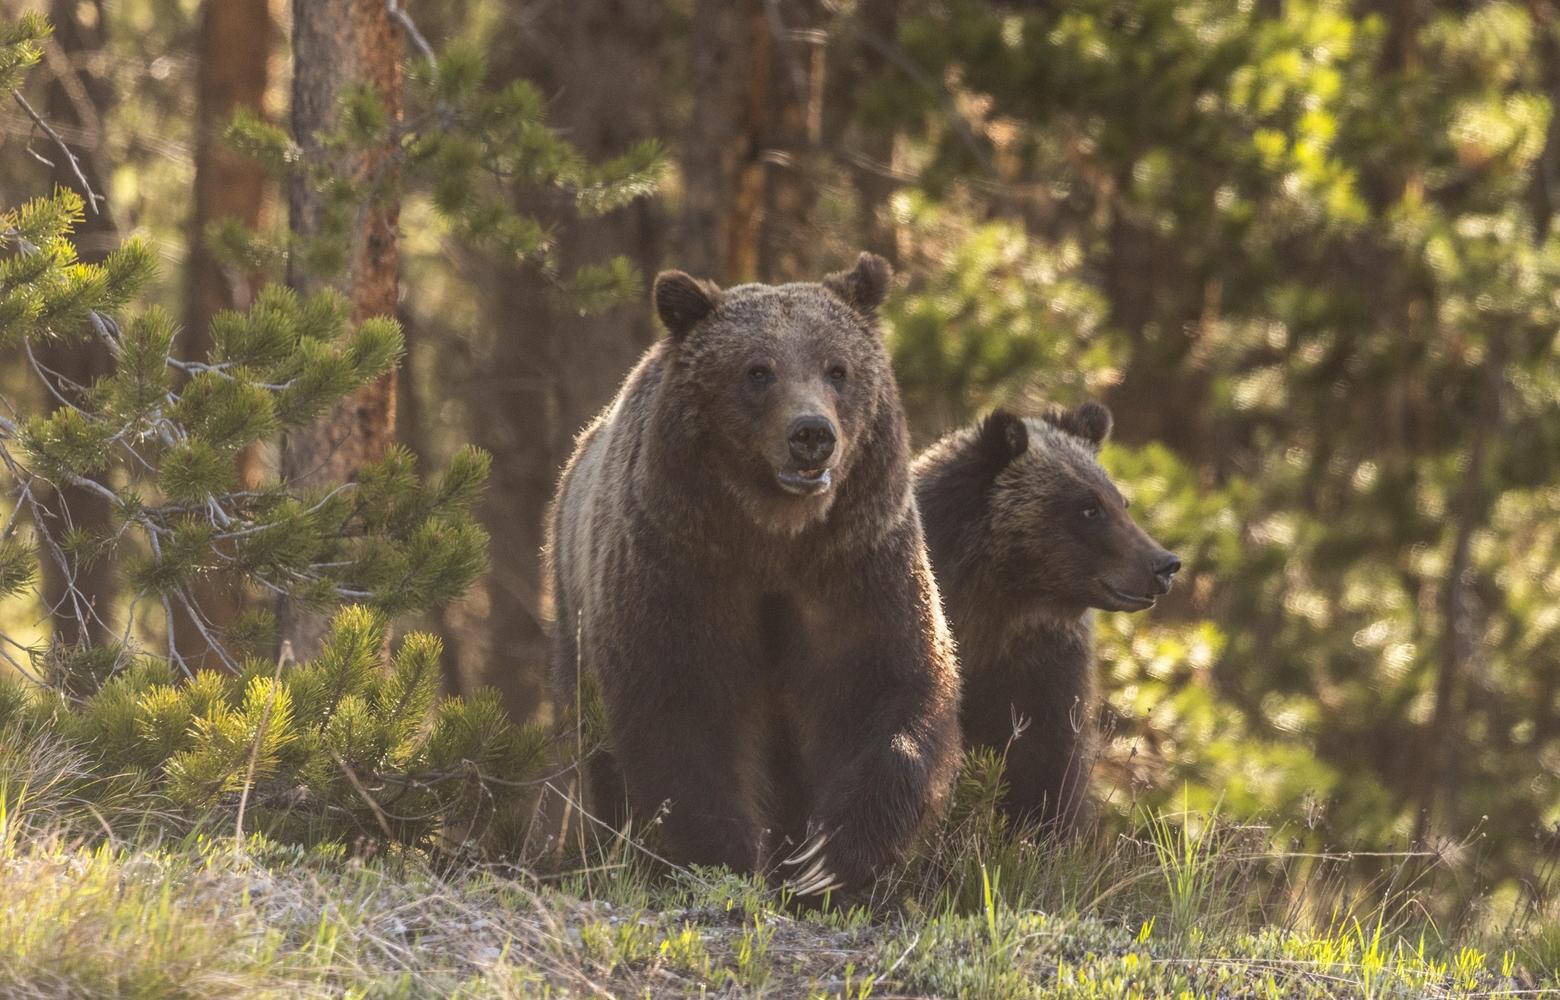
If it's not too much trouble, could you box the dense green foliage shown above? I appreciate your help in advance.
[0,606,554,852]
[1,185,487,674]
[220,37,663,310]
[877,0,1560,899]
[0,14,573,858]
[5,2,1560,986]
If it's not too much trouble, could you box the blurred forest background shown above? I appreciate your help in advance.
[2,0,1559,910]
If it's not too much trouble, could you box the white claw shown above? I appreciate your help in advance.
[790,857,828,888]
[781,832,828,867]
[791,868,838,896]
[811,877,844,896]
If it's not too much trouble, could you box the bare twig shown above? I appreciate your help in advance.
[386,0,436,67]
[330,747,397,842]
[10,88,105,214]
[172,587,241,673]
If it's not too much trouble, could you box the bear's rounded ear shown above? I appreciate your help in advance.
[1044,400,1113,450]
[653,270,721,341]
[975,409,1028,471]
[823,252,893,316]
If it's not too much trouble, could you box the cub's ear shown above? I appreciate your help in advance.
[1043,400,1113,451]
[823,252,893,315]
[653,270,721,341]
[974,409,1028,474]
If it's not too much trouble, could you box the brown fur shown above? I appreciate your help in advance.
[913,403,1179,832]
[545,254,961,891]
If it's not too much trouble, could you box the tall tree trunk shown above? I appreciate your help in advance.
[186,0,273,347]
[1098,206,1211,459]
[677,0,832,285]
[1415,340,1501,844]
[38,0,116,649]
[452,0,668,721]
[832,0,901,264]
[279,0,403,658]
[755,1,827,283]
[677,0,761,283]
[175,0,274,667]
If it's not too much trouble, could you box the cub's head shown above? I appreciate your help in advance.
[652,252,894,535]
[972,402,1180,613]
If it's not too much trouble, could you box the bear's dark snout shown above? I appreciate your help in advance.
[1152,552,1181,594]
[787,415,836,466]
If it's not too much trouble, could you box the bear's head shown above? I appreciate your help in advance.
[973,402,1180,614]
[652,253,896,535]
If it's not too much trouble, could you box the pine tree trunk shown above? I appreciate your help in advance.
[38,0,116,649]
[829,0,901,263]
[679,0,762,284]
[452,0,667,721]
[677,0,824,286]
[279,0,403,658]
[176,0,274,668]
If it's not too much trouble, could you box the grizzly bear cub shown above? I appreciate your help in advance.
[546,254,961,895]
[913,403,1180,832]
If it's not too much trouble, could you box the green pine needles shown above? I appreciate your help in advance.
[0,182,551,849]
[222,37,663,305]
[0,12,608,856]
[2,188,489,675]
[0,607,555,853]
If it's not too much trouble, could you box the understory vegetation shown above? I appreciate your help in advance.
[3,731,1557,998]
[7,1,1560,995]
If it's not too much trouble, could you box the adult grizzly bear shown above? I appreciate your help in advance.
[547,253,960,895]
[913,403,1180,832]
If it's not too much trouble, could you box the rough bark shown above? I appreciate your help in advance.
[755,0,828,282]
[38,0,116,649]
[186,0,273,346]
[682,0,894,285]
[175,0,274,667]
[279,0,403,658]
[676,0,764,284]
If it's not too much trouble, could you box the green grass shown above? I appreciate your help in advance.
[2,746,1557,997]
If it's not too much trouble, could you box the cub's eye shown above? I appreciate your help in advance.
[1081,503,1102,520]
[748,365,773,386]
[827,364,848,384]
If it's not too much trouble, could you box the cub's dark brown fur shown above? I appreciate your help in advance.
[546,254,961,894]
[913,403,1179,832]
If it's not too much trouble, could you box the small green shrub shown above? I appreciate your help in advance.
[0,606,559,855]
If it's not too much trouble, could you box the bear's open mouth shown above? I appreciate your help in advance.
[776,467,833,496]
[1101,583,1156,611]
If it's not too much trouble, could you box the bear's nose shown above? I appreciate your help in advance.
[788,416,836,465]
[1153,553,1182,593]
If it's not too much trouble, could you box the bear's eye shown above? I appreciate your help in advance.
[747,365,774,386]
[1081,503,1102,520]
[827,364,848,384]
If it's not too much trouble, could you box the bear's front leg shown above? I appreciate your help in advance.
[785,677,958,894]
[783,548,961,894]
[595,626,769,875]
